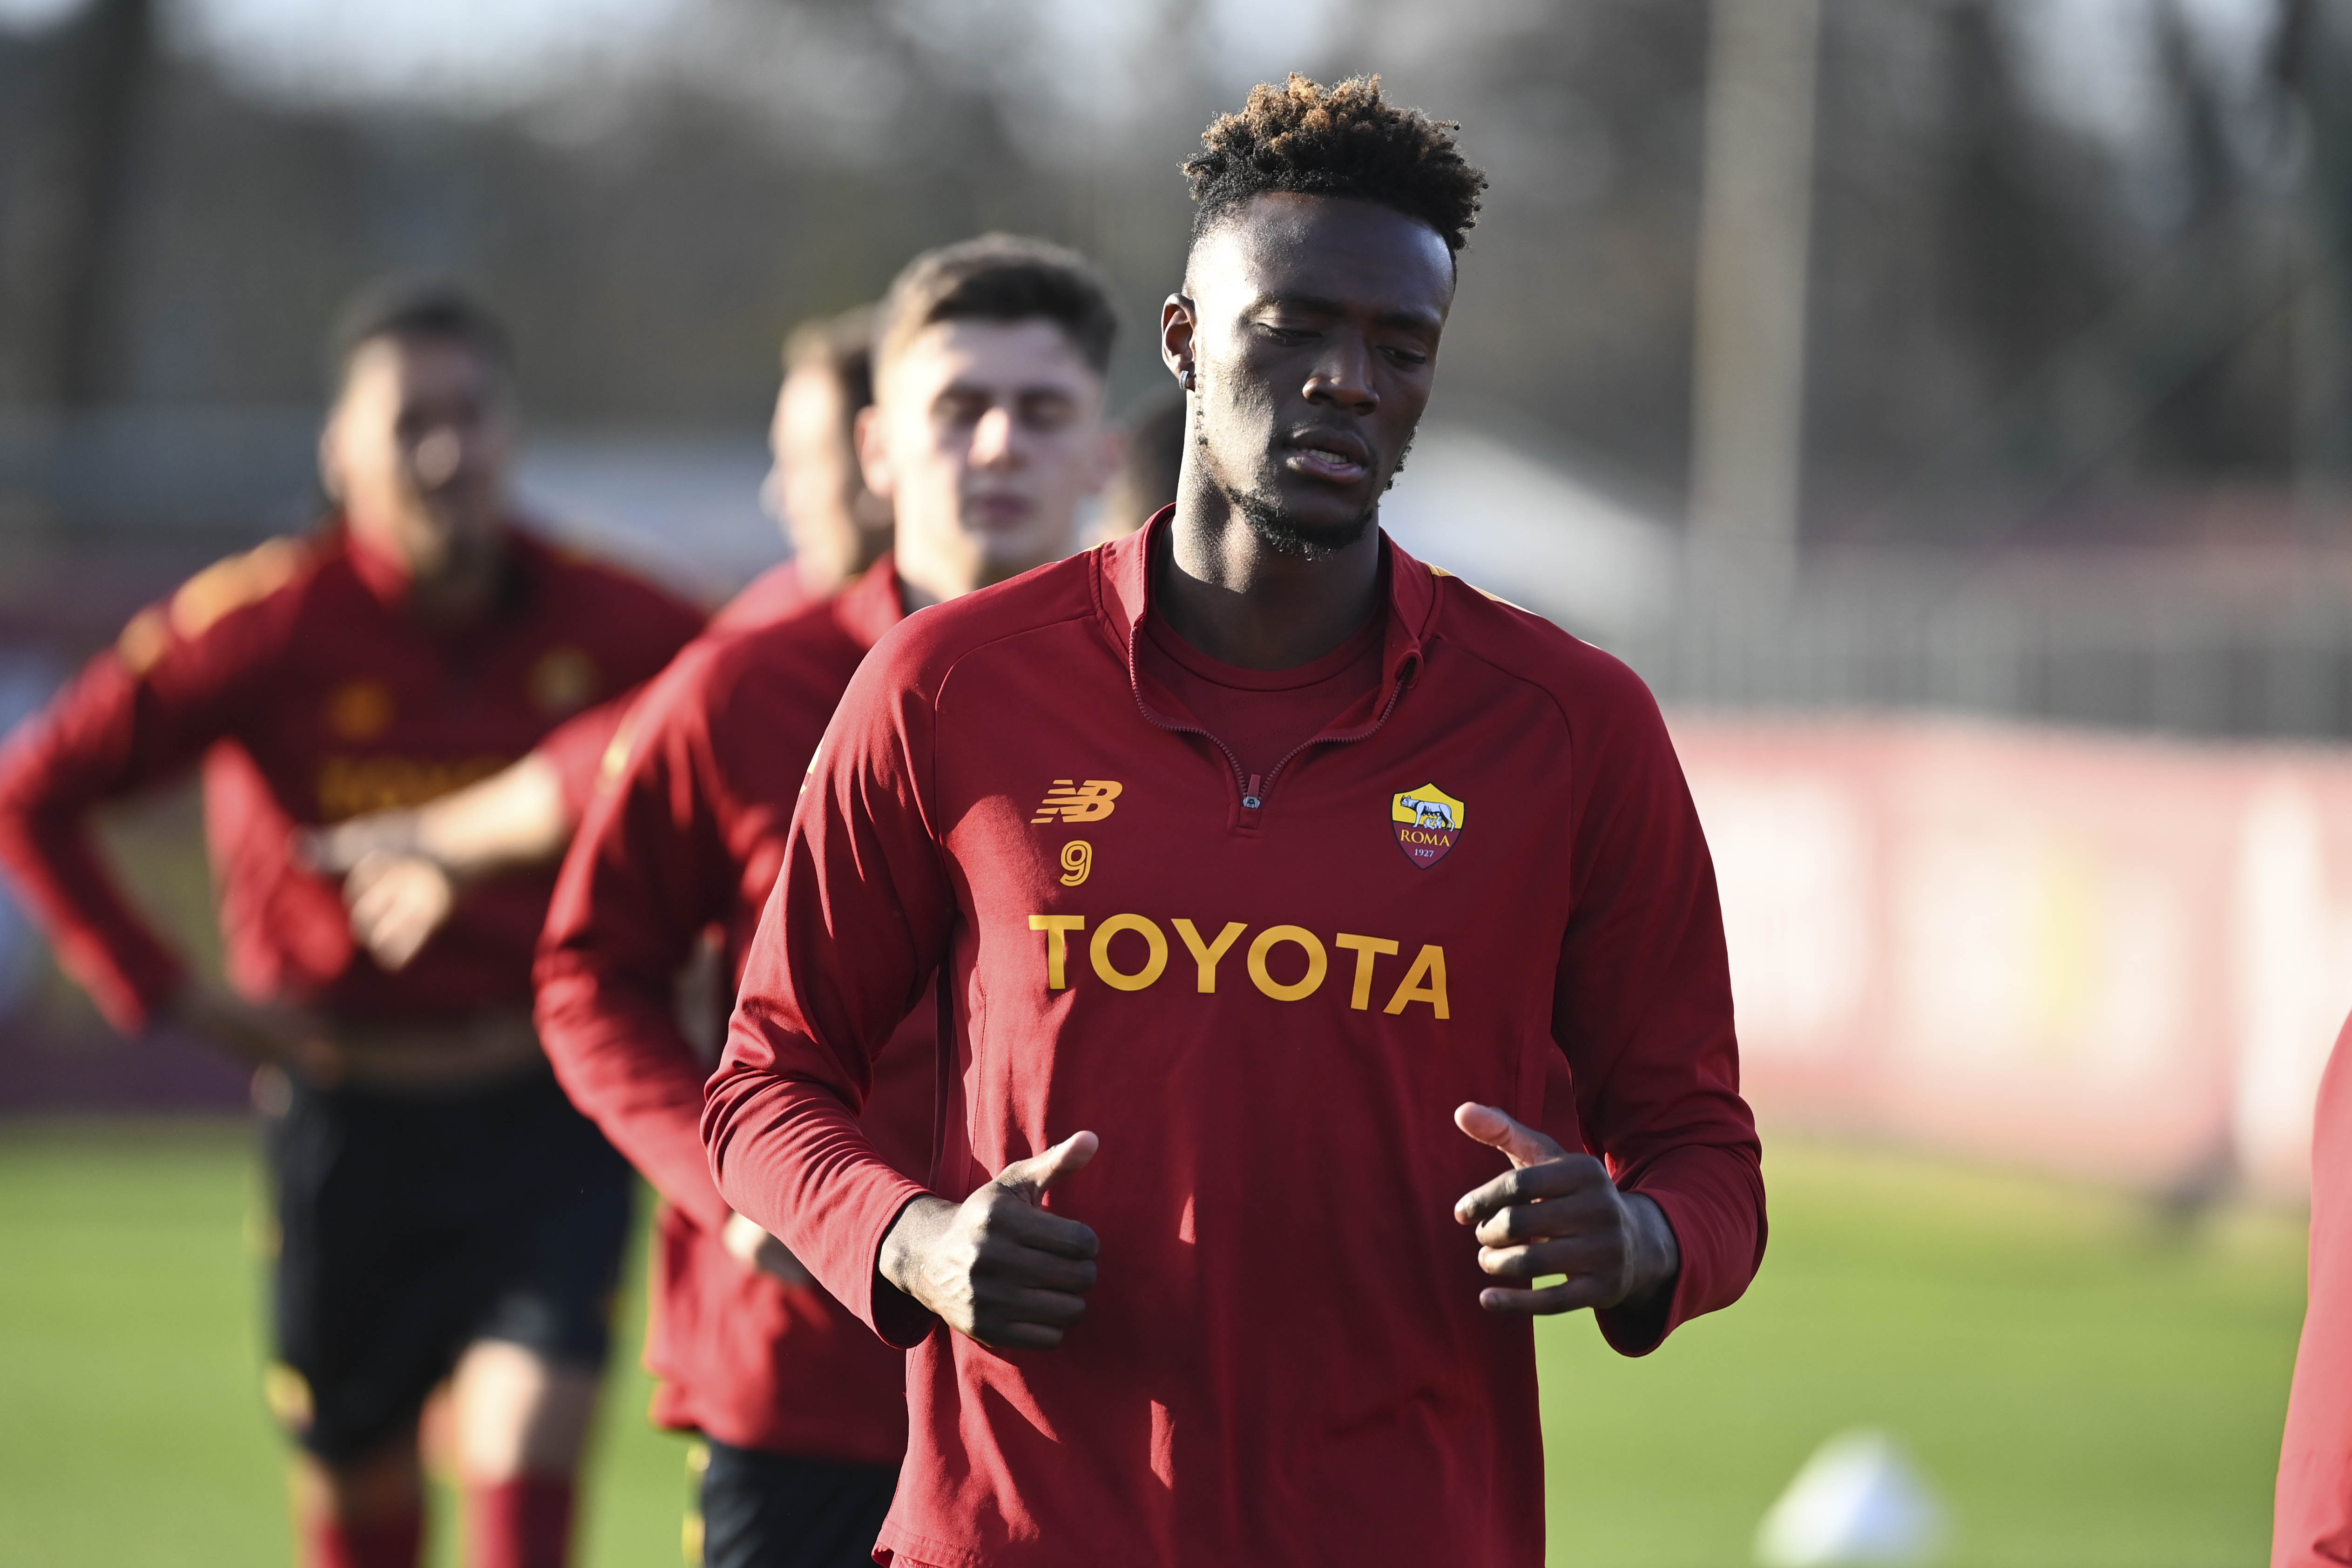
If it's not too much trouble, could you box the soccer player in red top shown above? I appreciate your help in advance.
[723,306,898,631]
[2275,1011,2352,1567]
[303,305,889,974]
[0,281,704,1568]
[535,236,1122,1568]
[703,76,1766,1567]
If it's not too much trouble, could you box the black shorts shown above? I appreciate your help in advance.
[263,1067,633,1462]
[695,1440,900,1568]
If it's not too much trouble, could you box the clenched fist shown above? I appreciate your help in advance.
[879,1132,1100,1351]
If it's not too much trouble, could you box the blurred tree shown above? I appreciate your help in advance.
[1807,0,2310,542]
[0,0,2330,547]
[0,0,156,406]
[2280,0,2352,501]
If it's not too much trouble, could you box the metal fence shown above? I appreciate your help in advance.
[1621,549,2352,742]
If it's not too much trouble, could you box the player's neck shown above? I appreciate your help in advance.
[1156,490,1380,672]
[385,528,504,629]
[895,548,971,613]
[407,559,500,628]
[895,527,1067,614]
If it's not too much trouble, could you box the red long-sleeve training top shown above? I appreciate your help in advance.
[704,519,1766,1568]
[0,520,702,1031]
[535,558,932,1463]
[2275,1013,2352,1567]
[710,559,825,636]
[528,559,820,826]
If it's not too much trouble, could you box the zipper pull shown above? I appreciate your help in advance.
[1241,773,1264,812]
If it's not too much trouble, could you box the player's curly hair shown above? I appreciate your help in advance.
[1183,74,1486,254]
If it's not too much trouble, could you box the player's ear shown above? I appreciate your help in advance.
[1160,294,1197,388]
[853,403,894,503]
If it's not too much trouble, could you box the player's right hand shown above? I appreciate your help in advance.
[340,850,457,972]
[879,1131,1101,1351]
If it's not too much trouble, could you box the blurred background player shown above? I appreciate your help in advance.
[2275,1011,2352,1568]
[737,307,896,626]
[536,234,1120,1568]
[300,305,887,973]
[0,280,705,1568]
[1090,394,1185,543]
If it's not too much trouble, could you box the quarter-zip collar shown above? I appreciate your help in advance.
[1095,505,1434,725]
[1093,505,1436,818]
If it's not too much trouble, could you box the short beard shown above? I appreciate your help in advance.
[1230,488,1375,559]
[1199,429,1412,561]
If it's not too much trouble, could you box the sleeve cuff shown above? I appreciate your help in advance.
[865,1190,946,1350]
[1595,1185,1699,1358]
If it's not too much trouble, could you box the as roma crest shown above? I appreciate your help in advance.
[1391,783,1466,869]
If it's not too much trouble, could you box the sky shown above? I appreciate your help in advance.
[0,0,2278,147]
[2008,0,2278,143]
[0,0,1343,115]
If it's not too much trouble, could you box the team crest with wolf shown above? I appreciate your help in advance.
[1390,783,1466,869]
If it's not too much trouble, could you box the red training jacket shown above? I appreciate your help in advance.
[0,520,703,1031]
[2276,1012,2352,1567]
[705,518,1766,1568]
[710,559,825,636]
[536,558,931,1464]
[527,559,821,825]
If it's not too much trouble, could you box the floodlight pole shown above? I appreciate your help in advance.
[1688,0,1822,601]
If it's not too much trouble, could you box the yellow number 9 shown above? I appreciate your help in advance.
[1059,840,1092,887]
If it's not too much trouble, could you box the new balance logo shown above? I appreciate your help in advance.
[1032,778,1122,825]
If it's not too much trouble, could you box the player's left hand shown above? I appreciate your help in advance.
[722,1210,815,1287]
[1451,1102,1680,1317]
[296,811,425,878]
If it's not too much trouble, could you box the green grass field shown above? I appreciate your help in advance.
[0,1122,2308,1567]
